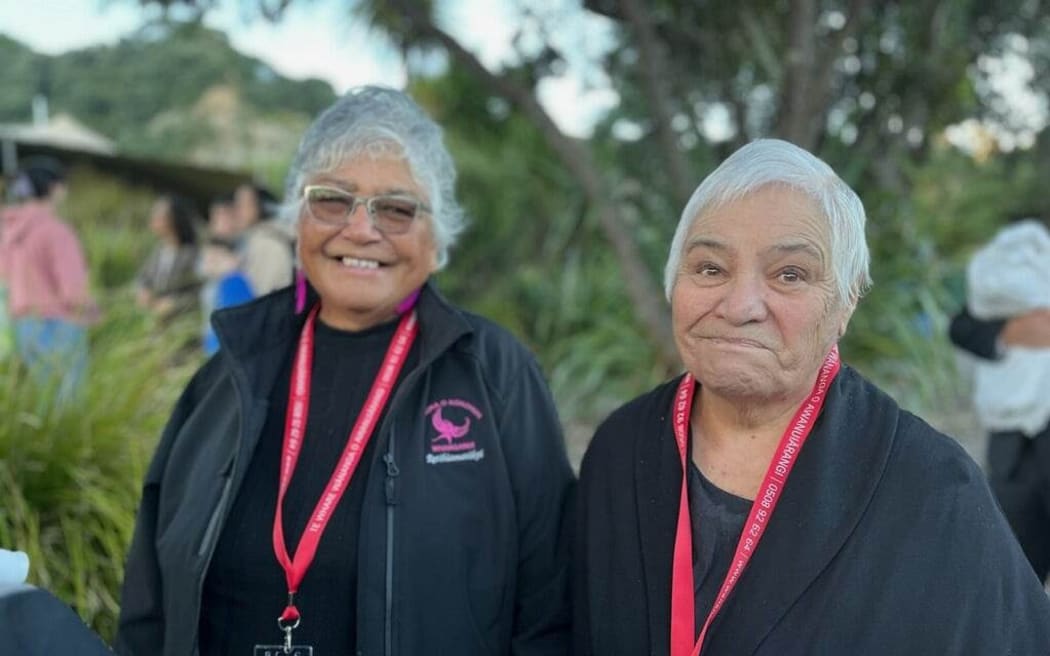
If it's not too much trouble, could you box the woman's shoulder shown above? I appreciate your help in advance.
[182,352,234,406]
[581,377,682,473]
[430,298,540,374]
[888,408,987,491]
[605,377,682,428]
[833,366,983,491]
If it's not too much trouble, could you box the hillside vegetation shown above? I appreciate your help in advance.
[0,22,335,179]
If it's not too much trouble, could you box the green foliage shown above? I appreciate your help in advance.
[846,143,1041,364]
[0,22,334,175]
[0,35,39,121]
[0,297,198,641]
[61,168,159,288]
[838,142,1042,427]
[0,166,203,639]
[420,71,668,430]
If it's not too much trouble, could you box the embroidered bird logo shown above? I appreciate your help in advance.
[431,407,472,444]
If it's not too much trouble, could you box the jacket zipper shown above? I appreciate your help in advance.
[376,362,428,656]
[383,428,400,656]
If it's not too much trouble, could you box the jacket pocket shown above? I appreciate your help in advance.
[196,452,236,557]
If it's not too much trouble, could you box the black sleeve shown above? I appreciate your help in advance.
[499,355,575,656]
[0,585,113,656]
[948,306,1006,360]
[113,360,218,655]
[934,459,1050,650]
[572,399,663,656]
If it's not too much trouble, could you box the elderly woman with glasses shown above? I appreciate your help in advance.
[572,139,1050,656]
[116,86,573,656]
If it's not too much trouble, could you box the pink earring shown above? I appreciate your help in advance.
[294,269,307,314]
[396,288,421,314]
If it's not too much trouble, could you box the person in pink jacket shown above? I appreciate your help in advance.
[0,158,96,402]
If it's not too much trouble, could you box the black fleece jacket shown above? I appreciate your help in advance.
[116,283,573,656]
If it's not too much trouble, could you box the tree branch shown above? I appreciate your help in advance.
[391,0,680,371]
[776,0,873,150]
[619,0,695,206]
[774,0,819,148]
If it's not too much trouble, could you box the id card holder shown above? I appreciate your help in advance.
[253,646,313,656]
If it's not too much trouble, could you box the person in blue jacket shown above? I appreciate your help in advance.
[116,86,573,656]
[198,235,255,355]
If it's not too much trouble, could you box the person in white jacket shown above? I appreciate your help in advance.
[957,216,1050,583]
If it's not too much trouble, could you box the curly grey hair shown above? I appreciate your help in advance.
[281,85,466,269]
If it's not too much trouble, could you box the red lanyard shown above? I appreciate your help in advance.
[670,347,840,656]
[272,304,419,628]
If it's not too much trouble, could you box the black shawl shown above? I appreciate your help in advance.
[573,365,1050,655]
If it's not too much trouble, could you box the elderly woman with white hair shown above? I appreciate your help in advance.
[572,139,1050,655]
[116,86,573,656]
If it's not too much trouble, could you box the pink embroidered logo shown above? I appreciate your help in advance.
[424,399,485,464]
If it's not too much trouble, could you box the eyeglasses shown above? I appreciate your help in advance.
[301,185,431,235]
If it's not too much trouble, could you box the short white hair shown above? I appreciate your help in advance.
[663,138,872,304]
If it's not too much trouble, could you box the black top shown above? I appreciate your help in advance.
[199,316,418,655]
[687,460,752,635]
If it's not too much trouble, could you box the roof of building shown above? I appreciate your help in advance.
[0,114,116,155]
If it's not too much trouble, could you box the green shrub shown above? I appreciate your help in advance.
[0,293,199,641]
[62,167,156,289]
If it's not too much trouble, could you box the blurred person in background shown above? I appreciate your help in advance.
[0,157,96,403]
[198,194,237,351]
[116,85,572,656]
[198,234,254,356]
[573,139,1050,656]
[949,212,1050,586]
[233,182,295,295]
[207,193,239,240]
[135,193,201,322]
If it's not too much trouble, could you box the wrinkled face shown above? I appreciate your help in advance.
[297,155,437,331]
[671,185,852,405]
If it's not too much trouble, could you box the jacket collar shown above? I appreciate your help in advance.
[210,280,473,403]
[636,366,900,653]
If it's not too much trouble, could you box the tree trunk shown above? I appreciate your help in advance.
[775,0,872,151]
[393,0,681,372]
[775,0,821,149]
[619,0,696,206]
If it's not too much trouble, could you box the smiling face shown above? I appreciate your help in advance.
[671,185,853,406]
[297,155,438,331]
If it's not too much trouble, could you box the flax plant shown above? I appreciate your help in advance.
[0,295,199,641]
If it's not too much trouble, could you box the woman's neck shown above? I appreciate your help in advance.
[690,388,808,500]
